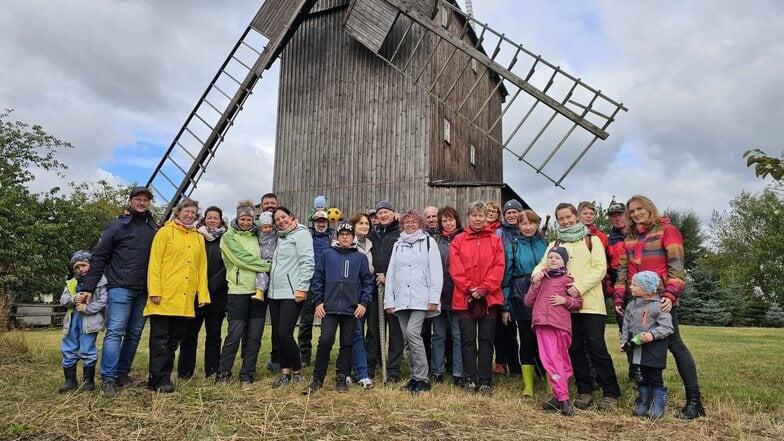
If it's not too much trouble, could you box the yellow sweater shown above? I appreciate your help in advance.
[144,221,210,317]
[534,236,607,315]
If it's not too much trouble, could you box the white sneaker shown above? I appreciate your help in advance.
[358,377,374,390]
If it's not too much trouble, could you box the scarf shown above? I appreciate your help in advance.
[197,225,226,242]
[398,229,427,244]
[546,267,568,278]
[276,220,298,238]
[174,219,196,230]
[555,222,588,243]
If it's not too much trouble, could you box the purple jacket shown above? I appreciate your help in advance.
[524,272,583,334]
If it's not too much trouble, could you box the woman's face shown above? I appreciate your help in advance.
[204,210,222,229]
[354,216,371,237]
[177,205,198,225]
[628,201,652,225]
[518,214,539,238]
[579,207,596,226]
[485,206,499,223]
[274,210,293,230]
[556,208,578,228]
[402,216,420,234]
[237,214,254,230]
[441,214,457,232]
[468,210,486,230]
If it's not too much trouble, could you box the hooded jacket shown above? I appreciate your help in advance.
[220,221,270,295]
[384,230,443,316]
[534,235,607,315]
[61,276,108,334]
[621,293,674,368]
[449,225,505,312]
[524,271,582,334]
[495,221,520,249]
[144,221,210,317]
[80,210,158,293]
[502,234,548,320]
[269,223,315,299]
[311,245,374,315]
[605,226,626,298]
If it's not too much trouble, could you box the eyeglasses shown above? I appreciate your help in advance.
[131,198,150,204]
[487,209,499,213]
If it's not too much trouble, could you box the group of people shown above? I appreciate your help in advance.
[57,186,705,420]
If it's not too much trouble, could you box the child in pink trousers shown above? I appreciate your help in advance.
[525,246,583,416]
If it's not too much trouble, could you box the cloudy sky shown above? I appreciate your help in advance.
[2,0,779,223]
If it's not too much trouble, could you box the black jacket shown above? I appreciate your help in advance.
[203,235,228,312]
[369,219,401,275]
[80,210,158,292]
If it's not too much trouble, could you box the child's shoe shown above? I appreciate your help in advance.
[252,289,265,302]
[560,400,575,416]
[58,366,78,394]
[79,365,96,391]
[542,396,560,411]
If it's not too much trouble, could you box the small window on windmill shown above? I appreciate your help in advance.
[443,119,451,145]
[441,7,449,29]
[470,145,476,166]
[471,58,478,74]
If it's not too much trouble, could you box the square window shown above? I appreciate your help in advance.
[443,119,451,145]
[470,145,476,166]
[441,8,449,28]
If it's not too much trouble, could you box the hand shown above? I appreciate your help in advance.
[197,302,206,308]
[548,295,566,306]
[75,303,85,312]
[640,332,653,343]
[500,311,510,325]
[150,296,161,305]
[566,283,581,297]
[614,305,624,316]
[294,290,307,303]
[315,303,326,319]
[385,307,394,315]
[428,303,438,312]
[531,270,544,284]
[376,274,386,285]
[84,293,92,304]
[660,296,673,313]
[354,304,366,318]
[619,344,625,353]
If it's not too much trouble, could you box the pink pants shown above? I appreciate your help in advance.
[535,325,573,401]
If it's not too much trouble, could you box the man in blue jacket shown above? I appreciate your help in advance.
[303,222,374,394]
[79,186,158,397]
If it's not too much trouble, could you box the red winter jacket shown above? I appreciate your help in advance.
[449,226,505,312]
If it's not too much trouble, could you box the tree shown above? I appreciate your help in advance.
[690,299,733,327]
[765,303,784,328]
[744,149,784,182]
[664,208,707,271]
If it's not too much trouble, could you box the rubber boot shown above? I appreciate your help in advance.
[631,384,651,416]
[80,365,96,391]
[649,387,667,419]
[58,366,78,394]
[545,375,553,396]
[678,388,706,419]
[521,365,535,398]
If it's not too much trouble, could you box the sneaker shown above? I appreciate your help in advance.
[271,374,290,389]
[464,381,477,394]
[542,396,560,411]
[357,378,374,390]
[412,380,431,395]
[101,381,117,398]
[560,400,575,417]
[598,396,619,411]
[156,383,175,393]
[116,374,135,387]
[432,374,443,384]
[335,376,349,392]
[240,380,253,391]
[401,378,418,392]
[452,376,465,387]
[291,373,304,384]
[302,381,322,395]
[574,393,593,410]
[478,385,493,397]
[214,372,231,384]
[267,361,282,373]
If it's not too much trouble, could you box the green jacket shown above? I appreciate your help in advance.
[220,225,270,294]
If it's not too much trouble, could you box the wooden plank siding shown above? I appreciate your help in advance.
[271,0,503,220]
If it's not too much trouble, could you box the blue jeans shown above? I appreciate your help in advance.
[101,287,147,382]
[351,316,369,380]
[61,312,98,367]
[431,310,462,377]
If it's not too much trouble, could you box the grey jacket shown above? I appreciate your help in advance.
[269,223,315,300]
[621,294,674,368]
[384,230,443,317]
[60,276,108,334]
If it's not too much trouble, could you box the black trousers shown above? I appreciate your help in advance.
[515,319,544,374]
[668,308,700,395]
[365,288,404,379]
[494,318,520,369]
[458,307,498,387]
[298,296,315,361]
[313,314,357,382]
[148,315,187,388]
[569,313,621,398]
[270,299,304,371]
[218,294,267,381]
[178,306,225,378]
[638,365,664,388]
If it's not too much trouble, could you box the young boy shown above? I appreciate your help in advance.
[620,271,674,419]
[303,222,374,394]
[253,211,277,301]
[58,250,108,393]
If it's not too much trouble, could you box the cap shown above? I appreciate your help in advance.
[375,200,394,212]
[367,209,377,216]
[129,186,153,200]
[70,250,92,267]
[337,221,354,235]
[502,199,523,214]
[607,202,626,214]
[311,210,328,221]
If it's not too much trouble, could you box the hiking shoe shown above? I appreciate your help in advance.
[479,385,493,397]
[291,373,304,384]
[116,374,135,387]
[267,361,282,373]
[432,374,443,384]
[598,396,619,411]
[240,380,253,391]
[271,375,290,389]
[101,381,117,398]
[464,381,477,394]
[560,400,575,417]
[542,396,560,411]
[335,376,349,392]
[385,376,401,384]
[412,380,431,395]
[156,383,175,393]
[214,372,231,384]
[401,378,418,391]
[574,393,593,410]
[302,381,322,395]
[357,378,374,390]
[452,376,465,387]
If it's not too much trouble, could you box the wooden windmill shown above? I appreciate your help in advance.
[147,0,626,220]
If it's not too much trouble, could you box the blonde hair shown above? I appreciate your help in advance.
[173,197,199,220]
[467,200,488,215]
[625,195,662,239]
[578,201,596,213]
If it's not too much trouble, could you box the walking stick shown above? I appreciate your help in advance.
[378,283,388,385]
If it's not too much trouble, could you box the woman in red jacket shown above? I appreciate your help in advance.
[449,201,506,396]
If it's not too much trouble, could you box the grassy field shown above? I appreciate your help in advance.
[0,325,782,440]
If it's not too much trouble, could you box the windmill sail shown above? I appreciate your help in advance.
[343,0,627,187]
[146,0,318,220]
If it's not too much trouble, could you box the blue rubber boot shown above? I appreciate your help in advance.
[649,387,667,419]
[632,384,651,416]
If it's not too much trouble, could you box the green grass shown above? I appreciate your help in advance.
[1,325,783,440]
